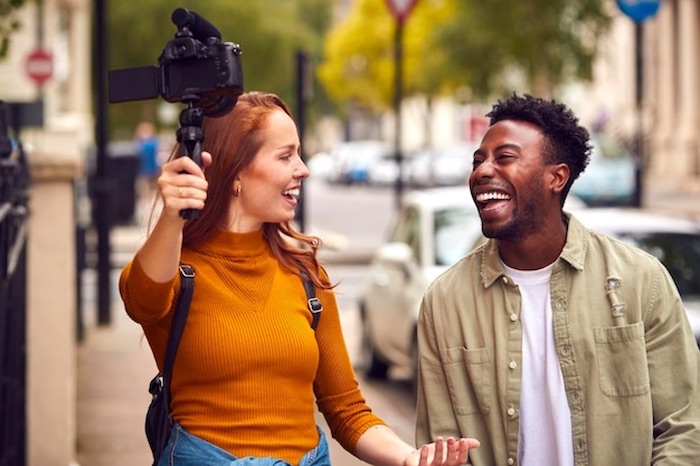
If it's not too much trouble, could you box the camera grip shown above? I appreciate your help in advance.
[177,133,203,221]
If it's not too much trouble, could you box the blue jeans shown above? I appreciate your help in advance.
[156,423,331,466]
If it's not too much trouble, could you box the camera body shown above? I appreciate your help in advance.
[108,9,243,117]
[159,36,243,116]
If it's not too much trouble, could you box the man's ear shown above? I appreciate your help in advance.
[549,163,570,195]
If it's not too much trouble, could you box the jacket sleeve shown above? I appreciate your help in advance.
[647,260,700,464]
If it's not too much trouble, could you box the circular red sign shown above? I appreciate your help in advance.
[385,0,418,24]
[25,49,53,86]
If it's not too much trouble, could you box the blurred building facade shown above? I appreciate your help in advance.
[647,0,699,191]
[0,0,92,465]
[572,0,700,194]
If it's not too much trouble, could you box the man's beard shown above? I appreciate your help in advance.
[482,183,543,241]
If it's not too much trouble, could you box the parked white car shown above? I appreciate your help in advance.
[358,193,699,385]
[357,187,482,381]
[327,140,391,185]
[407,143,475,188]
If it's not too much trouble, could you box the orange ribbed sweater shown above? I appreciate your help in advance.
[119,229,384,464]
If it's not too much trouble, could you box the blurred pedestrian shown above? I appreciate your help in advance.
[415,93,700,465]
[120,91,479,466]
[135,121,160,213]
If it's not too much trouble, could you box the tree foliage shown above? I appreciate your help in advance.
[317,0,454,113]
[107,0,332,137]
[0,0,28,59]
[317,0,613,109]
[438,0,613,98]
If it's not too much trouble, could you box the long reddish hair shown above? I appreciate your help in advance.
[177,92,331,289]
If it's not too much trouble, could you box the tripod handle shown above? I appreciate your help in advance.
[177,130,203,221]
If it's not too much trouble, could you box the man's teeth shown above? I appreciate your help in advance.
[476,192,510,202]
[283,188,300,197]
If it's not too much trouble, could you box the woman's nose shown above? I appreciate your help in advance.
[296,159,310,179]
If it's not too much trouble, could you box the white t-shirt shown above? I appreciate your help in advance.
[502,261,574,466]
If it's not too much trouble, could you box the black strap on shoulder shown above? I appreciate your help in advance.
[162,263,195,413]
[301,271,322,331]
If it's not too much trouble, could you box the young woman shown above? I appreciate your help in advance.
[119,92,479,466]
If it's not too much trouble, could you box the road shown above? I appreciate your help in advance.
[305,178,397,255]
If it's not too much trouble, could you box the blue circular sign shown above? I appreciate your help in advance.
[616,0,662,22]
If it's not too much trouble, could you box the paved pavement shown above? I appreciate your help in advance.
[75,185,700,466]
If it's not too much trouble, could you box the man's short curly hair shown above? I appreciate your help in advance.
[487,93,592,202]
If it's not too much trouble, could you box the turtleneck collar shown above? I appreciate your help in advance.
[193,228,268,259]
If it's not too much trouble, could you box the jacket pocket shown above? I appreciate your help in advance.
[442,346,492,415]
[594,322,649,397]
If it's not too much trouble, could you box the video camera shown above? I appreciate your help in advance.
[108,7,244,117]
[108,8,244,220]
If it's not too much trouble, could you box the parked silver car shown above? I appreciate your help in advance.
[358,187,482,381]
[358,193,700,384]
[407,143,475,188]
[569,136,636,206]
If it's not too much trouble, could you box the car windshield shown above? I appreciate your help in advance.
[434,207,482,266]
[615,232,700,298]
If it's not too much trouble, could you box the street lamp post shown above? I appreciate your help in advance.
[384,0,418,210]
[615,0,662,208]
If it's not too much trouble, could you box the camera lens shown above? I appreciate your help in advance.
[199,95,238,117]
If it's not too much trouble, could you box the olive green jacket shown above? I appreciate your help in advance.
[416,213,700,466]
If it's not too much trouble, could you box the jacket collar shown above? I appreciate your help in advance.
[479,211,588,288]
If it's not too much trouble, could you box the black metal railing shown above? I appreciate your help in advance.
[0,100,30,466]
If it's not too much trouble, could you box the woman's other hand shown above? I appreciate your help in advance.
[408,437,480,466]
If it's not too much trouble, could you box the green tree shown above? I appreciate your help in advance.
[439,0,612,99]
[317,0,453,114]
[0,0,28,59]
[107,0,331,138]
[317,0,612,109]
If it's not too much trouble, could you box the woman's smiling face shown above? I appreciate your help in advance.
[228,109,309,232]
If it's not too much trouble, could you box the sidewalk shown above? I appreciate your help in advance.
[76,221,157,466]
[75,185,700,466]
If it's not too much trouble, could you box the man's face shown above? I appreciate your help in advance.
[469,119,553,241]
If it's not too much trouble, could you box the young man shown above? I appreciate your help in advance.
[415,94,700,465]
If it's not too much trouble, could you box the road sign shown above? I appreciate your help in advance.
[25,48,53,86]
[384,0,418,24]
[616,0,662,23]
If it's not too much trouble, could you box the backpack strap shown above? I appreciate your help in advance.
[300,271,322,330]
[161,264,195,413]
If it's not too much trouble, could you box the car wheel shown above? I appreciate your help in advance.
[360,305,389,380]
